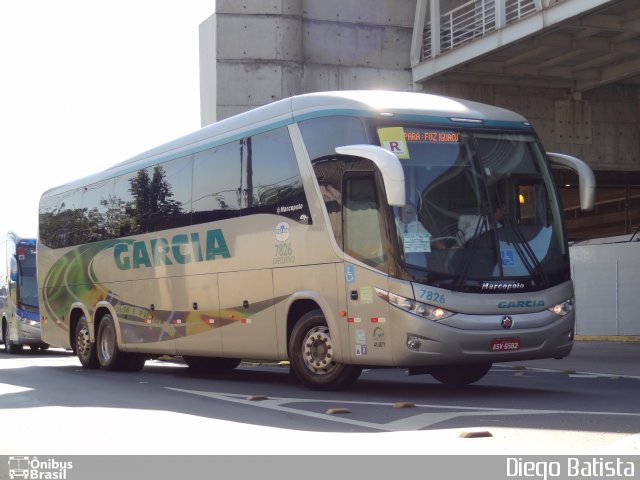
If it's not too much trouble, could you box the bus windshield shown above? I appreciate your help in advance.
[18,251,38,309]
[377,125,567,289]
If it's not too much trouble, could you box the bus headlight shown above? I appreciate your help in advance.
[375,288,454,321]
[548,298,575,316]
[19,318,40,327]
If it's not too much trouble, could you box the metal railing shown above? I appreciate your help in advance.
[422,0,544,61]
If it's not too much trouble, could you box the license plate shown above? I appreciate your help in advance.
[490,338,521,351]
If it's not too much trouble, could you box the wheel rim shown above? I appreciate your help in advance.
[76,324,91,360]
[99,323,115,363]
[301,325,337,376]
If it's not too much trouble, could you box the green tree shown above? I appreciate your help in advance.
[128,165,183,232]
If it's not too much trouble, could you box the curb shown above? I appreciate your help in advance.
[575,335,640,343]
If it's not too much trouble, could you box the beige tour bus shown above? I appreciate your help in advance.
[38,91,595,389]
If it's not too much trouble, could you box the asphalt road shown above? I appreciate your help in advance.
[0,340,638,455]
[508,340,640,377]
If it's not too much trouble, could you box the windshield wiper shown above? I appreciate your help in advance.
[454,202,493,289]
[499,213,550,287]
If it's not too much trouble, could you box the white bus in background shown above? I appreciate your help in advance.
[37,91,594,389]
[0,233,47,353]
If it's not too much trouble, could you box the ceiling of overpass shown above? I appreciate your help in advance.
[421,0,640,93]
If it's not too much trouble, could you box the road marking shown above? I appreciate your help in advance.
[0,383,33,395]
[166,387,640,432]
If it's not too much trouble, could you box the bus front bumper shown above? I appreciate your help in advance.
[391,309,575,367]
[16,319,45,344]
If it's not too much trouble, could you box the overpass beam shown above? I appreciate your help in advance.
[495,0,506,29]
[411,0,428,66]
[430,0,441,58]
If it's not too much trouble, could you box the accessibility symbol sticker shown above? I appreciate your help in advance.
[501,249,515,266]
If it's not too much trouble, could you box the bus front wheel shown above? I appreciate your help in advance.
[288,310,361,391]
[75,316,99,369]
[430,363,492,386]
[3,324,23,355]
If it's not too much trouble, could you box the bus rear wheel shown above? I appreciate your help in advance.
[288,310,361,391]
[96,314,144,371]
[430,363,492,386]
[75,316,99,369]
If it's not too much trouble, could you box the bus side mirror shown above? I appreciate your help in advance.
[547,152,596,211]
[335,145,406,206]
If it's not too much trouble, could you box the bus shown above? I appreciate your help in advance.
[0,233,47,353]
[37,91,595,389]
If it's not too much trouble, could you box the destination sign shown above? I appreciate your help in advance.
[404,131,460,143]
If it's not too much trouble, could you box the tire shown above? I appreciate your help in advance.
[96,314,130,371]
[75,316,99,369]
[183,356,240,372]
[4,323,23,354]
[122,353,147,372]
[288,309,361,391]
[430,363,492,386]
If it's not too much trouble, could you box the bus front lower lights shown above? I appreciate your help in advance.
[375,288,454,321]
[407,336,422,351]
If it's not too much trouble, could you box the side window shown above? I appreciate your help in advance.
[127,156,192,234]
[47,188,83,248]
[299,116,370,161]
[39,194,61,248]
[114,171,139,237]
[82,178,114,243]
[343,175,387,271]
[147,156,192,232]
[242,127,307,220]
[193,141,242,225]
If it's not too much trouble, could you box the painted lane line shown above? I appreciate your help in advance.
[166,388,640,432]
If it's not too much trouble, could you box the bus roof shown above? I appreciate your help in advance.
[41,90,529,198]
[1,232,36,246]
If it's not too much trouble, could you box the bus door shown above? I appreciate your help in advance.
[342,174,393,364]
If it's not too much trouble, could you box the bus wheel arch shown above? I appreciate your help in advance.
[286,299,320,348]
[288,308,361,391]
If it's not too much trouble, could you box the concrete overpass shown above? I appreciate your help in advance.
[412,0,640,93]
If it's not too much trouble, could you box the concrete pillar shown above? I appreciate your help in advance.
[201,0,304,124]
[201,0,414,124]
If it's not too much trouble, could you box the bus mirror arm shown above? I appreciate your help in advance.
[547,152,596,211]
[335,145,406,206]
